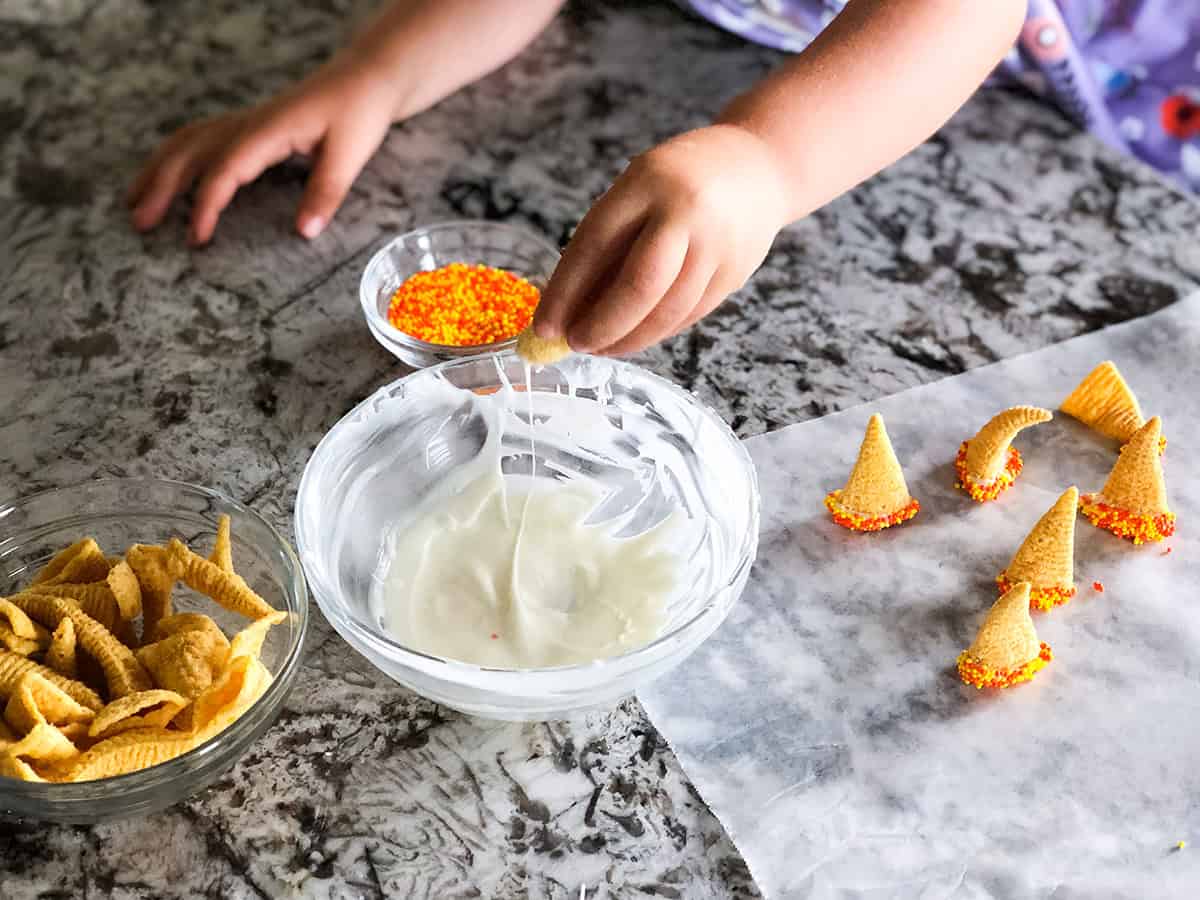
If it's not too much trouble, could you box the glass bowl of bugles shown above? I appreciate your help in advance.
[0,478,308,824]
[360,219,561,369]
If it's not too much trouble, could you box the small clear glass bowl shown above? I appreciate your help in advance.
[360,220,562,368]
[295,352,760,721]
[0,478,308,824]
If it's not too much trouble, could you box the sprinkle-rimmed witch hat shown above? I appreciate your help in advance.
[1061,361,1145,443]
[1081,416,1175,543]
[957,582,1052,690]
[824,414,919,532]
[955,406,1052,502]
[998,487,1078,611]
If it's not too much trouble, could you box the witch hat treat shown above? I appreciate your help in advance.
[957,581,1052,689]
[998,487,1078,611]
[1061,361,1145,443]
[1081,416,1175,543]
[955,406,1052,502]
[824,413,920,532]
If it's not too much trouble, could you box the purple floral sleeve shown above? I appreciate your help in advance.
[682,0,1200,190]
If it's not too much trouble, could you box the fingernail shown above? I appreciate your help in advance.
[300,216,324,239]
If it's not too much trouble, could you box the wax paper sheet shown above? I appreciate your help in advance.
[639,294,1200,899]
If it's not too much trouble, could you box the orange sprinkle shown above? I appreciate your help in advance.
[997,573,1075,612]
[957,642,1052,690]
[386,263,540,346]
[1161,546,1173,557]
[1079,493,1176,545]
[954,442,1023,503]
[824,491,920,532]
[490,633,499,640]
[1092,581,1104,593]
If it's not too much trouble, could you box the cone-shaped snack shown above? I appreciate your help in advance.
[1061,361,1145,443]
[825,414,919,532]
[1081,416,1175,543]
[998,487,1078,611]
[957,582,1052,689]
[955,406,1052,502]
[516,327,570,366]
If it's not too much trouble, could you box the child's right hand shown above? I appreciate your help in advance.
[128,0,566,245]
[127,56,400,245]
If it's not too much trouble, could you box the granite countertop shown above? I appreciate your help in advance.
[2,1,1198,897]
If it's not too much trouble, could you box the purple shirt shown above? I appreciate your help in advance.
[684,0,1200,191]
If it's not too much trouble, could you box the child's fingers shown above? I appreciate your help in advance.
[594,246,717,356]
[126,156,164,210]
[126,122,207,208]
[678,266,741,332]
[533,188,647,341]
[295,121,387,239]
[130,153,208,232]
[129,127,216,229]
[189,129,294,245]
[127,132,185,209]
[564,219,690,353]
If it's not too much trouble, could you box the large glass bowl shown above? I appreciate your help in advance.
[295,352,759,721]
[360,220,561,368]
[0,479,308,824]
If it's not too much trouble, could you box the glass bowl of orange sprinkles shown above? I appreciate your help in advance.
[361,220,561,368]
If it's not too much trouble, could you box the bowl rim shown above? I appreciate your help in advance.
[0,476,309,797]
[359,218,561,354]
[295,350,760,680]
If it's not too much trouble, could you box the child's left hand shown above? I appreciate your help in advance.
[532,124,792,355]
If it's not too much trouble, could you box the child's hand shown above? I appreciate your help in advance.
[127,0,566,246]
[127,57,399,245]
[532,124,791,356]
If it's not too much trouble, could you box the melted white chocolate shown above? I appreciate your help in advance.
[379,469,682,668]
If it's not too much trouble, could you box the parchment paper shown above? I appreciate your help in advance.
[640,294,1200,898]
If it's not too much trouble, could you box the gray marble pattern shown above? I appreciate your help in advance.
[1,0,1198,896]
[642,297,1200,897]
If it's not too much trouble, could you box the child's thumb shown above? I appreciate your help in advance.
[296,129,379,239]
